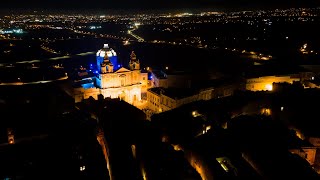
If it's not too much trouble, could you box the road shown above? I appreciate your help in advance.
[96,127,113,180]
[0,76,68,86]
[0,134,49,148]
[0,51,95,67]
[128,24,145,42]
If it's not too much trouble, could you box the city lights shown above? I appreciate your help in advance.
[1,6,320,179]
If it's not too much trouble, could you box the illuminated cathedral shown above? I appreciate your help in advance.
[74,44,148,106]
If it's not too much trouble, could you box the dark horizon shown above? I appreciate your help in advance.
[1,7,320,16]
[0,0,319,12]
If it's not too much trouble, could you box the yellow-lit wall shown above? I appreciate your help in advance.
[184,149,215,180]
[100,69,141,89]
[146,88,214,114]
[198,88,214,100]
[304,148,317,165]
[100,85,141,104]
[141,72,148,93]
[290,148,317,166]
[74,87,100,103]
[147,91,161,112]
[160,95,177,112]
[246,76,300,91]
[176,95,199,107]
[305,82,320,89]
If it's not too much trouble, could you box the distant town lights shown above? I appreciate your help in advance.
[134,22,141,26]
[80,166,86,171]
[303,43,307,49]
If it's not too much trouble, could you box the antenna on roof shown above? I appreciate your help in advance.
[103,44,109,48]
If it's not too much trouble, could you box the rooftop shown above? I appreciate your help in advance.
[151,70,167,79]
[148,87,163,96]
[192,77,241,90]
[245,63,308,78]
[148,87,198,100]
[73,78,95,88]
[163,88,198,99]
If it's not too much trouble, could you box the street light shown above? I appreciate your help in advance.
[192,110,201,117]
[265,84,273,91]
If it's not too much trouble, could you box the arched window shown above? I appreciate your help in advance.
[119,74,126,86]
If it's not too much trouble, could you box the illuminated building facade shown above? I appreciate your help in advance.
[246,75,300,91]
[146,87,214,119]
[74,44,148,106]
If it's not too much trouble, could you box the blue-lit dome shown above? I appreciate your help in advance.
[96,44,117,58]
[96,44,119,72]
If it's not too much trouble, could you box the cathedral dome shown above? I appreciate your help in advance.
[96,44,117,58]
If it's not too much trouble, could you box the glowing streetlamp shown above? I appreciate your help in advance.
[265,84,273,91]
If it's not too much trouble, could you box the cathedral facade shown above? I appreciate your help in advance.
[74,44,148,105]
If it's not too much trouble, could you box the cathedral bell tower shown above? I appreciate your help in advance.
[129,51,140,70]
[101,55,114,73]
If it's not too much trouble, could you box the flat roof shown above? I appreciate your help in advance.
[192,78,239,90]
[163,88,198,99]
[148,87,198,100]
[148,87,163,96]
[245,64,308,78]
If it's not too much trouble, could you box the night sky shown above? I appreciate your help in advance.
[1,0,319,10]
